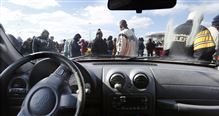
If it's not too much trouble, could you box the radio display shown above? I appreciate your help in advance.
[111,95,148,110]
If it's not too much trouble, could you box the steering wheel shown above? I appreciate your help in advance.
[0,52,86,116]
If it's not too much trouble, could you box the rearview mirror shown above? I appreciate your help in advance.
[107,0,177,13]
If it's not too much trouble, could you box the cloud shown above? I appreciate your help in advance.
[0,4,116,42]
[83,5,114,25]
[127,16,153,29]
[150,3,189,16]
[150,1,219,16]
[0,7,24,22]
[190,2,219,14]
[101,29,115,38]
[0,6,87,41]
[8,0,59,9]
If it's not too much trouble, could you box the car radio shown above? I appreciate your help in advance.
[111,95,148,111]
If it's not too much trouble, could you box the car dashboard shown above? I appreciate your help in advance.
[6,59,219,116]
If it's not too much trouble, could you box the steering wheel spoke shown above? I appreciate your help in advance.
[60,93,77,109]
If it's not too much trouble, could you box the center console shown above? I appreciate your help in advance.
[103,66,156,116]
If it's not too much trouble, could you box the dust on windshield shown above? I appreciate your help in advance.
[0,0,219,64]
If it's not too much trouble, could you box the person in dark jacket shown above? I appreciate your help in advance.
[32,30,50,52]
[21,37,33,55]
[7,34,22,52]
[138,37,145,56]
[107,35,113,55]
[146,38,155,57]
[48,36,58,52]
[91,29,107,56]
[209,15,219,64]
[70,33,81,57]
[112,38,117,56]
[171,11,215,62]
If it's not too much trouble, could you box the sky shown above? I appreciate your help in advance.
[0,0,219,43]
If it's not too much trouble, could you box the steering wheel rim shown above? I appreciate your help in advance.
[0,52,86,116]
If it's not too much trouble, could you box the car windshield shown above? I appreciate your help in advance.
[0,0,219,65]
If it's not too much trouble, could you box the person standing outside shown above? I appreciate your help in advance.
[138,37,145,56]
[166,11,215,62]
[146,38,155,57]
[70,33,81,57]
[91,29,108,56]
[80,39,88,56]
[32,30,50,53]
[208,15,219,64]
[112,38,117,56]
[48,36,58,52]
[116,20,138,56]
[107,35,114,55]
[21,37,32,55]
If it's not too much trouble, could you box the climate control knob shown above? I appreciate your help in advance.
[109,73,125,91]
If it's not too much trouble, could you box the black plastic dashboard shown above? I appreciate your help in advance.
[6,59,219,116]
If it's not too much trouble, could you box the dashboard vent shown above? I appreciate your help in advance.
[8,78,27,95]
[11,78,26,88]
[133,73,149,89]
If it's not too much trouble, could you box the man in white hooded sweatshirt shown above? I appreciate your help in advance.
[116,20,138,56]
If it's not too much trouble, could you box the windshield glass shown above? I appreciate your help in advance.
[0,0,219,65]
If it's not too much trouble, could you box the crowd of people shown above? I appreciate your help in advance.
[5,18,181,59]
[10,19,154,58]
[11,30,65,55]
[7,11,219,64]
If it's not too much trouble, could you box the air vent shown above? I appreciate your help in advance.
[8,78,27,94]
[11,78,26,88]
[109,73,125,91]
[133,73,149,89]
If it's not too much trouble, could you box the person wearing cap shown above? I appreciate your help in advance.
[70,33,82,57]
[32,30,51,52]
[168,11,215,62]
[208,15,219,64]
[116,20,138,56]
[91,29,108,56]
